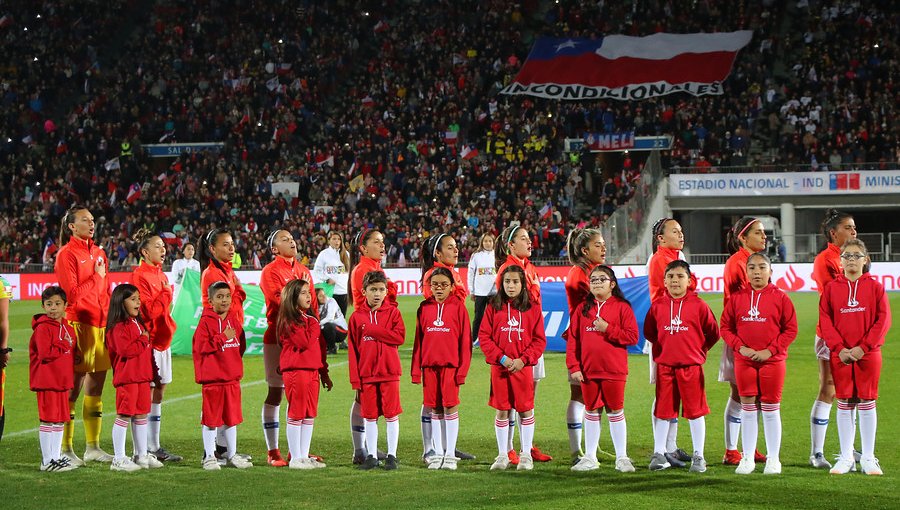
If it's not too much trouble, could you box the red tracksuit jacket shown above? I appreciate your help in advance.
[647,247,697,304]
[261,256,319,344]
[819,274,891,354]
[29,314,76,392]
[720,284,798,362]
[422,262,468,301]
[478,302,546,366]
[107,318,154,387]
[565,264,598,317]
[813,243,843,337]
[411,295,472,385]
[644,292,719,367]
[131,260,177,351]
[201,261,247,326]
[279,313,328,372]
[566,297,639,380]
[495,255,541,307]
[722,248,752,307]
[192,308,244,384]
[54,237,110,327]
[347,301,405,389]
[350,257,399,309]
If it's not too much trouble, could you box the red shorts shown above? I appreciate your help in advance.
[734,358,785,403]
[36,390,70,423]
[831,350,882,400]
[202,382,243,427]
[422,366,461,408]
[115,382,151,416]
[360,380,402,419]
[581,378,626,411]
[654,364,709,420]
[284,369,320,420]
[489,364,534,412]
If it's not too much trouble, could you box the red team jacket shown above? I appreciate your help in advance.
[350,256,399,309]
[29,314,76,392]
[720,284,798,363]
[478,303,546,366]
[201,262,247,326]
[131,260,177,351]
[495,255,541,307]
[566,297,639,380]
[54,237,110,327]
[278,313,328,372]
[647,247,697,303]
[644,292,720,367]
[192,308,244,384]
[106,319,154,387]
[348,301,405,389]
[819,274,891,354]
[564,264,600,316]
[812,243,843,337]
[260,256,319,345]
[411,295,472,385]
[422,262,468,301]
[722,248,752,306]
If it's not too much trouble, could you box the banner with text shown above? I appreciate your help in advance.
[670,170,900,197]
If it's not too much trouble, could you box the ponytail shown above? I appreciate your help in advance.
[132,227,157,260]
[566,228,603,269]
[650,218,672,250]
[726,217,759,255]
[59,205,89,246]
[348,228,379,299]
[820,208,853,251]
[420,233,450,284]
[495,224,521,271]
[199,228,230,273]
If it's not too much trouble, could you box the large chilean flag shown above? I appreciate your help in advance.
[502,31,752,101]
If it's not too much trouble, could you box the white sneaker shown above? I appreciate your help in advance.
[809,452,832,469]
[422,449,438,464]
[227,454,253,469]
[735,457,755,475]
[60,448,85,467]
[517,454,534,471]
[202,456,221,471]
[110,457,141,472]
[427,455,444,470]
[490,455,510,471]
[289,457,315,470]
[763,458,782,475]
[830,457,855,474]
[615,457,636,473]
[440,456,458,471]
[689,453,707,473]
[310,457,327,469]
[84,445,114,463]
[860,457,883,476]
[40,458,78,472]
[571,456,599,472]
[135,454,164,469]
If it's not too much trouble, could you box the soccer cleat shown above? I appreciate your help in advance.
[689,453,707,473]
[376,449,388,461]
[649,453,671,471]
[735,457,755,475]
[671,448,692,462]
[722,449,742,465]
[517,454,534,471]
[507,449,520,465]
[151,447,183,462]
[267,449,288,467]
[830,457,855,475]
[763,458,782,475]
[440,456,458,471]
[202,456,221,471]
[84,445,114,463]
[809,452,832,469]
[530,446,552,462]
[571,456,599,472]
[309,453,324,463]
[352,452,367,465]
[135,454,164,469]
[422,448,438,464]
[571,451,584,466]
[455,448,476,460]
[384,455,399,470]
[226,454,253,469]
[490,455,510,471]
[358,455,379,470]
[41,458,78,472]
[754,449,767,463]
[615,457,636,473]
[427,455,444,470]
[289,457,315,470]
[60,448,85,467]
[860,457,883,476]
[664,451,686,468]
[110,457,142,472]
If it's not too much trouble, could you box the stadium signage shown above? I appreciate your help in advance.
[566,135,672,153]
[669,170,900,197]
[143,142,225,158]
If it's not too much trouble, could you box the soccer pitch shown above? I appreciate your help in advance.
[1,293,897,509]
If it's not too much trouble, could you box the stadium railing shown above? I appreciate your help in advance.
[601,150,666,264]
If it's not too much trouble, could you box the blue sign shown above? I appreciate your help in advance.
[143,143,225,158]
[566,136,671,153]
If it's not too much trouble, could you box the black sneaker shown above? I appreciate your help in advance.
[664,452,687,468]
[377,449,388,461]
[358,455,380,470]
[352,452,367,465]
[455,449,476,460]
[384,455,399,470]
[152,447,183,462]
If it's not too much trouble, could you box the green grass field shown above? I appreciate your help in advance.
[1,293,898,509]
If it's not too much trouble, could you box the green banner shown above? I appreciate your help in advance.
[171,269,267,355]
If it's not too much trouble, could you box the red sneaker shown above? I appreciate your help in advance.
[754,449,767,463]
[267,449,288,467]
[722,449,742,465]
[530,446,553,462]
[507,449,520,465]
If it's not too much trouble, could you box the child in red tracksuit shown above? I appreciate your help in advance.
[819,239,891,476]
[277,279,333,470]
[193,281,249,470]
[411,267,472,471]
[644,260,719,473]
[30,286,78,472]
[480,265,546,472]
[348,270,406,471]
[566,265,639,473]
[105,284,161,472]
[720,253,798,475]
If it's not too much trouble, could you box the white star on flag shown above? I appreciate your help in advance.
[555,39,577,52]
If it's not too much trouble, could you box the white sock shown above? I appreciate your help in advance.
[112,417,129,461]
[386,416,399,457]
[444,412,459,457]
[857,401,877,460]
[836,401,856,461]
[608,411,627,459]
[653,415,670,454]
[421,405,433,454]
[216,425,227,449]
[810,400,831,455]
[494,418,509,456]
[667,419,679,453]
[351,401,366,456]
[300,419,315,458]
[39,423,54,464]
[566,400,585,454]
[286,418,303,462]
[689,417,706,458]
[262,404,280,451]
[519,414,535,455]
[202,426,217,459]
[507,418,516,451]
[132,417,148,457]
[740,404,759,460]
[430,413,445,456]
[148,403,162,452]
[364,418,378,458]
[52,423,64,460]
[725,398,743,451]
[224,426,237,459]
[583,411,601,461]
[761,403,781,461]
